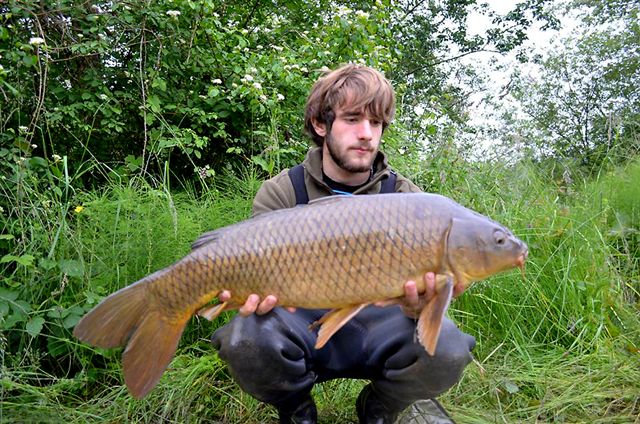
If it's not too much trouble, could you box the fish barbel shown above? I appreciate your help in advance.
[74,193,528,398]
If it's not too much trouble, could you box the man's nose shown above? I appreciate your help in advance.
[357,120,373,140]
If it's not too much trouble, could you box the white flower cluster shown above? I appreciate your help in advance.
[336,6,352,17]
[283,64,308,73]
[29,37,45,46]
[166,10,181,17]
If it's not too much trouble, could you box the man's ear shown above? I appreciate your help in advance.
[311,119,327,137]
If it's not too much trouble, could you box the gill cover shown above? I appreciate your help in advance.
[446,215,525,283]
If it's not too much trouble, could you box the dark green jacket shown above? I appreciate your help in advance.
[252,147,421,216]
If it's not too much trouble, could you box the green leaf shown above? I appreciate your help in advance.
[152,78,167,91]
[0,234,14,240]
[1,254,35,267]
[148,95,162,113]
[47,307,67,319]
[29,156,48,168]
[0,288,18,302]
[39,257,57,271]
[47,337,70,357]
[26,316,46,338]
[4,279,20,288]
[125,155,142,171]
[13,300,32,314]
[17,255,35,267]
[62,314,81,329]
[58,259,84,278]
[22,55,37,67]
[250,155,271,173]
[0,302,9,317]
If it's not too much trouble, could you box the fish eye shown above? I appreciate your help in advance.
[494,230,506,245]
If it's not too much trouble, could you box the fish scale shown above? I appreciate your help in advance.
[73,192,528,399]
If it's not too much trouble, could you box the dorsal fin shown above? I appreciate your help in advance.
[191,208,289,251]
[191,229,226,251]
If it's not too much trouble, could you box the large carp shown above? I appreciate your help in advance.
[74,193,527,399]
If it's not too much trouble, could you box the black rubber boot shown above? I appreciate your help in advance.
[277,395,318,424]
[356,384,401,424]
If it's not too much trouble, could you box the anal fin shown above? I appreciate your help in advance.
[417,276,454,356]
[313,304,369,349]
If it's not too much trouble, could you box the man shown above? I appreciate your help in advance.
[212,65,475,423]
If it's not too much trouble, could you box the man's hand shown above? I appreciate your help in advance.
[218,290,295,316]
[383,272,467,319]
[399,272,435,318]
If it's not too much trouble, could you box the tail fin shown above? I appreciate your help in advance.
[73,273,192,399]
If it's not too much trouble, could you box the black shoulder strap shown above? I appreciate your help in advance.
[288,164,309,205]
[380,170,397,193]
[289,165,396,204]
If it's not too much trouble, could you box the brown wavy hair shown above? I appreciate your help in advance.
[304,64,396,146]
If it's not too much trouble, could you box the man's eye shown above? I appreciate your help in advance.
[370,120,382,126]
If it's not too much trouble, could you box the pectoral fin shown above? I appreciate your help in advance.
[313,304,369,349]
[417,276,454,356]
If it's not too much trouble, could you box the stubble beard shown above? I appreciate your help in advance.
[325,133,375,173]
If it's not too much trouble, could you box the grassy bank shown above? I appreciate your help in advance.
[1,161,639,423]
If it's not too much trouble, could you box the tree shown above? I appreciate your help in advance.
[493,0,639,169]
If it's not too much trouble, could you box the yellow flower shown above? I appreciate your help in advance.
[74,205,84,213]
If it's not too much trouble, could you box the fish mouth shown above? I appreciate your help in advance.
[516,248,528,279]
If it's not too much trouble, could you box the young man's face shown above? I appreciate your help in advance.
[314,105,383,174]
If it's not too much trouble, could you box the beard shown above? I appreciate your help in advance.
[325,133,375,173]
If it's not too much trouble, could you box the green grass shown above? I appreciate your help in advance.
[1,161,639,423]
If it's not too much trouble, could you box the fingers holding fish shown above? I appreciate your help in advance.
[399,273,432,319]
[238,294,279,316]
[403,278,421,308]
[423,272,436,303]
[219,289,295,315]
